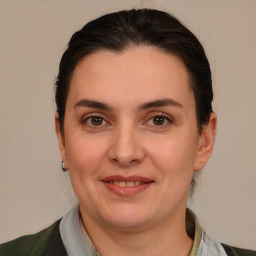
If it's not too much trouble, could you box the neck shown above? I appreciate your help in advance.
[80,207,193,256]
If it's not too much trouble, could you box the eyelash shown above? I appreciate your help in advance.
[81,113,172,128]
[82,115,108,127]
[146,114,173,127]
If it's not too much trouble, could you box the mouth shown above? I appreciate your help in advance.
[107,180,144,187]
[101,175,154,196]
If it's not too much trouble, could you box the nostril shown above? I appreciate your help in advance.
[130,159,138,164]
[111,157,140,168]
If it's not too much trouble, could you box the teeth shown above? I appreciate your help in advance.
[119,181,126,187]
[112,181,141,187]
[127,181,134,187]
[134,181,140,186]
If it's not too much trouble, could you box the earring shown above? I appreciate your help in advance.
[200,162,205,167]
[62,158,68,172]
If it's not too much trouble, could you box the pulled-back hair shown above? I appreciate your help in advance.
[55,9,213,194]
[55,9,213,135]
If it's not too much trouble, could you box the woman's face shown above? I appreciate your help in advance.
[56,46,215,230]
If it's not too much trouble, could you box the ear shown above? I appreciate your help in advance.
[55,112,66,161]
[194,112,217,171]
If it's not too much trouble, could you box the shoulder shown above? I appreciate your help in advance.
[0,219,67,256]
[221,243,256,256]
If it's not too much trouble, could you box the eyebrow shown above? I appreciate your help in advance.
[138,99,183,110]
[73,98,183,111]
[74,99,113,110]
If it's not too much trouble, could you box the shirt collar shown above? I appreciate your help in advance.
[59,206,226,256]
[186,208,202,256]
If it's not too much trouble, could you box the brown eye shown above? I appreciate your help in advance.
[152,116,166,126]
[87,116,105,126]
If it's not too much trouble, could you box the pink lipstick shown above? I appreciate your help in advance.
[101,175,154,196]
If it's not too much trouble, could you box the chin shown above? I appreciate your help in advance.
[106,216,152,230]
[99,204,155,229]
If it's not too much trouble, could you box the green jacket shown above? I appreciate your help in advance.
[0,220,67,256]
[0,220,255,256]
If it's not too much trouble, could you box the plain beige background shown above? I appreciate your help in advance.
[0,0,255,250]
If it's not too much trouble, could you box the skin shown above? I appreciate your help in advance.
[56,46,217,256]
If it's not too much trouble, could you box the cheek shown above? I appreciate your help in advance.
[146,133,198,179]
[64,137,109,205]
[65,136,108,176]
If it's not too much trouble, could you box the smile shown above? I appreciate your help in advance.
[101,176,154,196]
[108,181,142,187]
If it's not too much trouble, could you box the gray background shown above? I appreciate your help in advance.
[0,0,255,250]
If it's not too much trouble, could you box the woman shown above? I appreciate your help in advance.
[0,8,255,256]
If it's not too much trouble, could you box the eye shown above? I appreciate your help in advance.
[84,116,106,126]
[148,115,171,126]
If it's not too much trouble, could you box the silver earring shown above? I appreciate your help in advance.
[62,158,68,172]
[200,162,205,167]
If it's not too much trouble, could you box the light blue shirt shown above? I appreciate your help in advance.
[59,207,227,256]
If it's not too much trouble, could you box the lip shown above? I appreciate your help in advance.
[101,175,154,196]
[102,175,152,183]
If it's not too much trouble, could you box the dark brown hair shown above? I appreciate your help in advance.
[55,9,213,135]
[55,9,214,195]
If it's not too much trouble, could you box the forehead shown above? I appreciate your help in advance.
[67,46,194,110]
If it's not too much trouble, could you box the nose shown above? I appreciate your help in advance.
[108,124,145,168]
